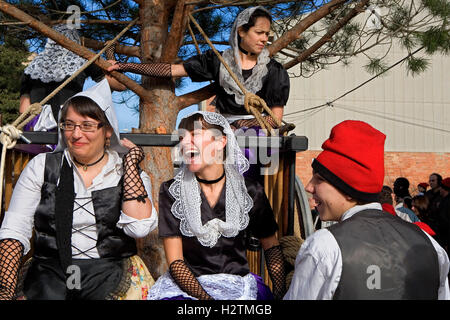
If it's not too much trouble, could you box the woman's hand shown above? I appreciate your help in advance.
[120,137,137,150]
[107,60,120,72]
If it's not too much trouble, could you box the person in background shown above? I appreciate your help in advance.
[393,177,420,222]
[417,182,429,196]
[378,185,396,216]
[412,195,436,237]
[284,120,449,300]
[20,24,125,134]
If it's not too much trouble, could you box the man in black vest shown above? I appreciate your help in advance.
[284,120,450,300]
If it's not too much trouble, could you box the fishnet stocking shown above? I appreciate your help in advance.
[117,62,172,78]
[231,115,279,129]
[123,147,148,203]
[264,245,287,300]
[169,259,213,300]
[0,239,23,300]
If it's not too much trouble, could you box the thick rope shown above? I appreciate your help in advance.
[188,14,283,135]
[0,18,137,218]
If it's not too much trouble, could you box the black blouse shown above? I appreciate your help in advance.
[183,50,290,116]
[158,177,278,277]
[20,64,105,107]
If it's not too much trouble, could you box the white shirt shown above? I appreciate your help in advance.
[284,203,450,300]
[0,149,158,258]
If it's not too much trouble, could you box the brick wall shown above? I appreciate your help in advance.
[295,151,450,196]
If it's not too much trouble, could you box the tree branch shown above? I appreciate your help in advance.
[0,0,150,101]
[176,83,216,110]
[162,0,193,62]
[282,0,370,70]
[268,0,348,57]
[82,37,140,58]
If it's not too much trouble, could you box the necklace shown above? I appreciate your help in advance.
[73,151,106,171]
[196,170,225,185]
[238,43,255,56]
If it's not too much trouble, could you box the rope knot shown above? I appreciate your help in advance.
[28,103,43,117]
[0,124,23,150]
[244,92,265,113]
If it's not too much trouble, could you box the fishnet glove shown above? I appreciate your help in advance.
[105,42,116,60]
[0,239,24,300]
[264,245,287,300]
[169,259,213,300]
[123,146,148,203]
[116,62,172,78]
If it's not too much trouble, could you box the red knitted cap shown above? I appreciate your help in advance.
[418,182,429,188]
[312,120,386,202]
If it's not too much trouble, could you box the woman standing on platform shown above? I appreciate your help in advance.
[107,6,290,130]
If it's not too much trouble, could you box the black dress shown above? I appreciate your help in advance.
[158,176,278,277]
[183,50,290,116]
[20,64,105,124]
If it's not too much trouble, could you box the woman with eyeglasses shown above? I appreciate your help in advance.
[0,79,157,300]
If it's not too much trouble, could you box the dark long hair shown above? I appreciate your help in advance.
[240,8,272,32]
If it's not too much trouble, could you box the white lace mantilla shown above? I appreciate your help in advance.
[169,111,253,248]
[24,24,86,83]
[219,6,272,106]
[147,272,258,300]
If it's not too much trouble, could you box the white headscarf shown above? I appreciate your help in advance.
[168,111,253,247]
[24,24,87,83]
[54,78,128,156]
[219,6,272,105]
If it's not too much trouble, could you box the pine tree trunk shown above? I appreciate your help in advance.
[135,0,179,280]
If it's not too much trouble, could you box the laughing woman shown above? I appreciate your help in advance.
[147,111,287,300]
[0,79,157,300]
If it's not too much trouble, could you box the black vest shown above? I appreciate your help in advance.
[33,152,137,264]
[329,209,440,300]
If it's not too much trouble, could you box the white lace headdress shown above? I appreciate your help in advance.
[168,111,253,247]
[24,24,87,83]
[54,78,128,156]
[219,6,272,105]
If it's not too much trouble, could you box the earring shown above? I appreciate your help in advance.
[105,137,111,148]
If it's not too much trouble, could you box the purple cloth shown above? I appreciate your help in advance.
[235,126,279,185]
[161,273,273,300]
[23,114,40,132]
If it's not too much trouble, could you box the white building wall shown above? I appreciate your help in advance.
[283,43,450,153]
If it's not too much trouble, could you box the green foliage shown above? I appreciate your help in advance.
[0,41,28,124]
[418,27,450,54]
[364,58,389,75]
[406,56,430,76]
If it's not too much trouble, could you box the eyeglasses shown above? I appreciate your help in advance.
[60,121,104,132]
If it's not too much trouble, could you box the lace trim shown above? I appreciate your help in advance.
[219,6,272,106]
[24,24,86,83]
[169,111,252,248]
[147,272,258,300]
[219,48,270,106]
[168,165,252,248]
